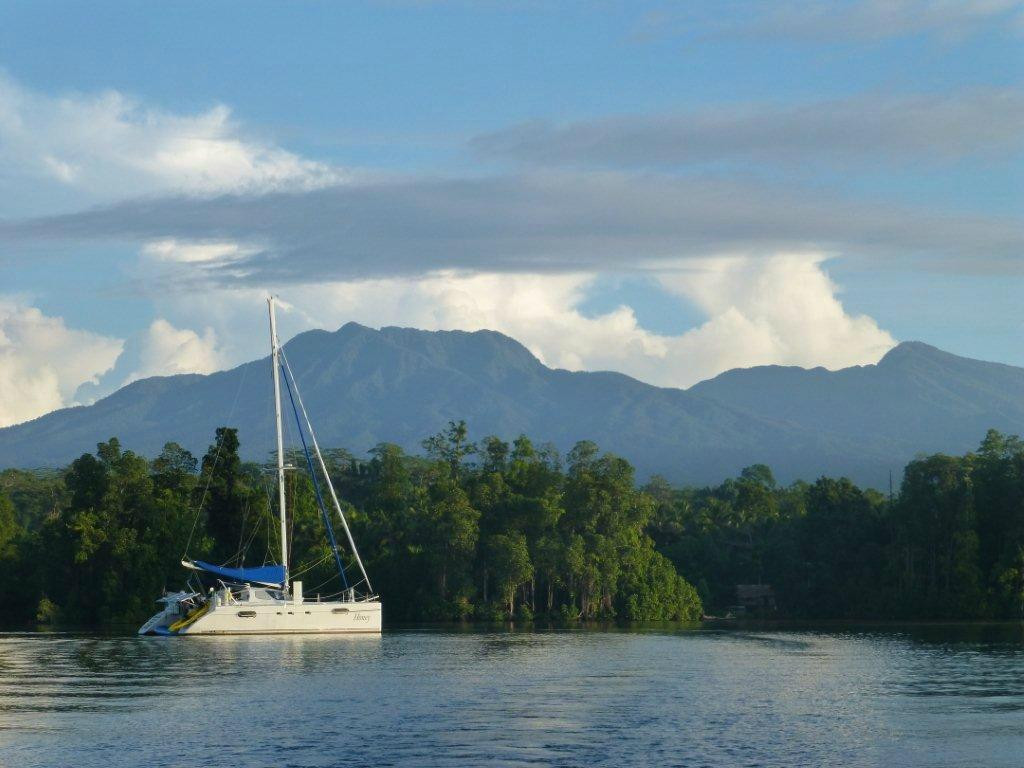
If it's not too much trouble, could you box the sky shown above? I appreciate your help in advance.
[0,0,1021,428]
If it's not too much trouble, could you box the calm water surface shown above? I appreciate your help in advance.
[2,625,1023,767]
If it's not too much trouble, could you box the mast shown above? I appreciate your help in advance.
[268,297,288,589]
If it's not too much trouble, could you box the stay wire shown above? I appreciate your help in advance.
[279,359,349,590]
[181,358,250,560]
[280,346,372,593]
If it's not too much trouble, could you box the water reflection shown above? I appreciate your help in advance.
[2,626,1024,767]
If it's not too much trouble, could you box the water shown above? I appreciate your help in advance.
[2,625,1024,767]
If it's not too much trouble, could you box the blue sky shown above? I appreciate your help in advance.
[0,0,1021,427]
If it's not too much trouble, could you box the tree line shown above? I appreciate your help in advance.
[2,424,1024,627]
[651,429,1024,620]
[0,422,700,626]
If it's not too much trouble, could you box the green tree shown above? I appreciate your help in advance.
[485,532,533,618]
[423,471,480,608]
[200,427,256,566]
[897,455,982,618]
[423,420,477,476]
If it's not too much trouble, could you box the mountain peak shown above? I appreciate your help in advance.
[878,341,944,366]
[878,341,1016,374]
[336,321,375,334]
[377,325,545,376]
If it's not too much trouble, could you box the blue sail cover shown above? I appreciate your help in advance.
[192,560,286,587]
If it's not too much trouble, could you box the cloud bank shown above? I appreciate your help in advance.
[0,300,123,428]
[472,89,1024,169]
[0,299,229,427]
[6,172,1022,286]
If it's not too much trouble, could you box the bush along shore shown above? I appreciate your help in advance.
[2,423,1024,627]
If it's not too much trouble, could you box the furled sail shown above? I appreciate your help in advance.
[186,560,285,587]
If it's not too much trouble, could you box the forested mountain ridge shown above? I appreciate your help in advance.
[2,323,1023,487]
[692,341,1024,449]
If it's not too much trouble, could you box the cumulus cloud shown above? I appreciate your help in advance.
[654,254,896,378]
[126,319,224,383]
[472,89,1024,169]
[146,253,895,390]
[0,300,123,428]
[0,72,342,215]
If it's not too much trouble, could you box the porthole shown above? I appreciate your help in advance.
[332,608,349,614]
[237,610,257,618]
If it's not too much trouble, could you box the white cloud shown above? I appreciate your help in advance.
[147,252,896,390]
[0,300,123,428]
[127,318,223,383]
[655,253,897,379]
[141,238,256,264]
[0,72,343,215]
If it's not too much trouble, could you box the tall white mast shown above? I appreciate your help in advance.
[268,297,288,589]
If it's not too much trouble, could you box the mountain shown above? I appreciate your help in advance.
[691,342,1024,484]
[2,325,1022,487]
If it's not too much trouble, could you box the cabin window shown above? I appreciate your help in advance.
[332,608,349,614]
[236,610,257,618]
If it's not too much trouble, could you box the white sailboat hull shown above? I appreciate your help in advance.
[183,599,381,635]
[140,594,382,636]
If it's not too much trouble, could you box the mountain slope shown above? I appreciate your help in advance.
[691,341,1024,477]
[1,326,1021,487]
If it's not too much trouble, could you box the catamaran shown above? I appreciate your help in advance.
[138,298,382,635]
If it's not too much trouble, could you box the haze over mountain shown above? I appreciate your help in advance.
[1,323,1021,488]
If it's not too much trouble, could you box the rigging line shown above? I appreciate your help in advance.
[344,569,369,592]
[219,494,264,567]
[335,557,368,592]
[229,507,263,567]
[279,360,350,590]
[287,469,294,561]
[259,473,276,566]
[280,346,374,593]
[281,388,300,566]
[308,574,340,594]
[181,359,250,560]
[232,499,252,567]
[291,552,333,580]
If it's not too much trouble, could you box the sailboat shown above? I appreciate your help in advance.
[138,298,382,635]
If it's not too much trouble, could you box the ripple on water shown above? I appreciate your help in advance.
[1,627,1024,767]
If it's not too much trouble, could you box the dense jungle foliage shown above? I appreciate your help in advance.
[0,422,699,626]
[2,424,1024,626]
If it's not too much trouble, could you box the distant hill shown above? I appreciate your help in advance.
[2,324,1022,487]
